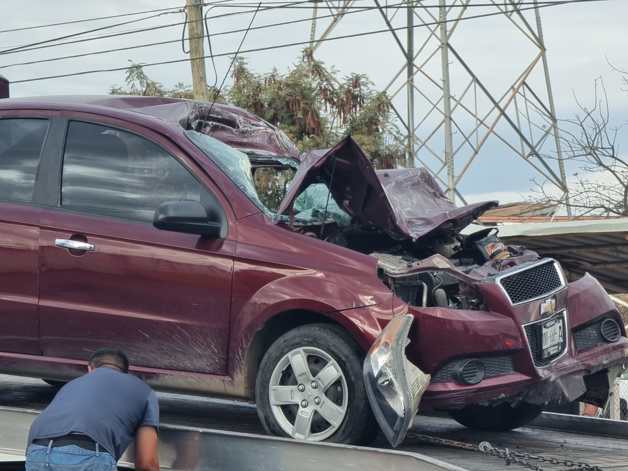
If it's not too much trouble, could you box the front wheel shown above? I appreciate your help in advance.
[255,323,377,444]
[450,402,542,432]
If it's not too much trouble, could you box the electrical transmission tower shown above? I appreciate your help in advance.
[309,0,570,207]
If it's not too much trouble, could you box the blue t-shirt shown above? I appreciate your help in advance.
[28,367,159,460]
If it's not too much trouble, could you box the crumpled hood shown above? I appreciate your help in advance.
[377,167,498,240]
[276,136,497,241]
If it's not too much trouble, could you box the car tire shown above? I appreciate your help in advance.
[255,323,377,444]
[450,402,542,432]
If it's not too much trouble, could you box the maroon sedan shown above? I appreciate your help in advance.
[0,96,625,447]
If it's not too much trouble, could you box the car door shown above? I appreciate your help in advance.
[0,116,50,355]
[38,118,235,374]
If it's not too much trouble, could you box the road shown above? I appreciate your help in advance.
[1,374,627,471]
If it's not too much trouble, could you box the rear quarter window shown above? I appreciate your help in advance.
[0,118,48,203]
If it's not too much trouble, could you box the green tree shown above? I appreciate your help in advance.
[110,53,403,167]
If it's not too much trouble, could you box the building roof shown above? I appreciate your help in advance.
[479,215,618,224]
[480,201,557,220]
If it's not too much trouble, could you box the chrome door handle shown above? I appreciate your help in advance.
[54,239,95,252]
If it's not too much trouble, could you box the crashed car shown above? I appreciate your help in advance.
[0,96,626,448]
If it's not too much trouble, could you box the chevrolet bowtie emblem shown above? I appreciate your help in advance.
[540,297,557,318]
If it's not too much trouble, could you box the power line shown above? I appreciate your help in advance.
[10,0,606,85]
[1,20,191,57]
[0,0,378,35]
[208,2,262,115]
[183,0,237,55]
[0,0,604,57]
[204,2,236,89]
[0,0,591,35]
[0,1,310,57]
[0,0,250,35]
[1,2,399,69]
[204,0,606,7]
[0,5,187,34]
[0,11,184,56]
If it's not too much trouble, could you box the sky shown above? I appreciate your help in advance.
[1,0,627,204]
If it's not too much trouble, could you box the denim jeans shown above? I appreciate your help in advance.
[25,443,116,471]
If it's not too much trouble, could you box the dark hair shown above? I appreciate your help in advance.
[88,348,130,373]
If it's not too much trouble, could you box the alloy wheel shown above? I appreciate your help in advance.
[268,346,348,441]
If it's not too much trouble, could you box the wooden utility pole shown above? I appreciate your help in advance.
[186,0,209,101]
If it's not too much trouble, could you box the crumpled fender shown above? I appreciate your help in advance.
[567,273,619,328]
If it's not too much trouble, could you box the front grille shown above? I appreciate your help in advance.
[574,316,622,351]
[499,260,563,304]
[525,312,567,367]
[431,356,514,383]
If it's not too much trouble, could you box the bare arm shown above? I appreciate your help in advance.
[134,426,159,471]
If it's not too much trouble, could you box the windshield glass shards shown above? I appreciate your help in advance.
[185,130,269,214]
[294,183,351,226]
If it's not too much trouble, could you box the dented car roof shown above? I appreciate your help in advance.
[136,100,301,160]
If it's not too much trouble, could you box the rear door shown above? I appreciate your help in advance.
[0,116,49,355]
[38,118,235,374]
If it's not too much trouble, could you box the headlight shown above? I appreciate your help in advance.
[363,314,430,447]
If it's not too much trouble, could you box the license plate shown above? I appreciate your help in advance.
[541,317,564,358]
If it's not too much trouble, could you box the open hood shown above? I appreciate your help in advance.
[276,136,497,241]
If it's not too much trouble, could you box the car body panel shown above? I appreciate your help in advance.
[228,213,399,377]
[276,136,497,241]
[0,203,40,355]
[33,112,238,375]
[38,215,235,374]
[566,274,617,327]
[0,96,625,447]
[0,110,56,356]
[406,307,524,374]
[277,137,400,239]
[376,168,497,241]
[415,273,628,411]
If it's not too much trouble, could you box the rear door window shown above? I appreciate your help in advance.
[61,121,218,223]
[0,118,48,203]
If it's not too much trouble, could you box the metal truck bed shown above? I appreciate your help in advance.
[0,406,464,471]
[2,375,628,470]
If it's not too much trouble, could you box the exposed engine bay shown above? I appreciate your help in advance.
[272,136,540,310]
[374,229,541,309]
[287,215,537,310]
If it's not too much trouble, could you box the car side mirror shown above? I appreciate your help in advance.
[154,201,225,238]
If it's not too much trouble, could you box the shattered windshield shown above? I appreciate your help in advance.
[294,184,351,226]
[185,130,270,214]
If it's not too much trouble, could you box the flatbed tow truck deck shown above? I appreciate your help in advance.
[1,375,627,471]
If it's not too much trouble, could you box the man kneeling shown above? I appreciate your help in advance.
[25,348,159,471]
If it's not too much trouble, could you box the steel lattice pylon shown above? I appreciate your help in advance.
[308,0,570,207]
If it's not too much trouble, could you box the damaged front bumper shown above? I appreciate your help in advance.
[521,340,628,406]
[363,314,430,447]
[423,331,628,411]
[410,272,628,412]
